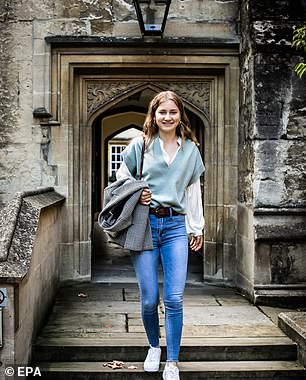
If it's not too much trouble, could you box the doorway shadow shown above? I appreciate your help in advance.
[92,223,203,284]
[91,87,205,284]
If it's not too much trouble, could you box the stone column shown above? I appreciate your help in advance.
[238,0,306,306]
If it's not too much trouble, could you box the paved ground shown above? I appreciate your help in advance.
[79,226,297,342]
[36,226,297,349]
[39,281,296,343]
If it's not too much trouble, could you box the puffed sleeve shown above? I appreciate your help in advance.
[185,179,205,236]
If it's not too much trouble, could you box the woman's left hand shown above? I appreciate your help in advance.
[189,235,203,251]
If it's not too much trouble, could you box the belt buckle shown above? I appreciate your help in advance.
[155,207,163,217]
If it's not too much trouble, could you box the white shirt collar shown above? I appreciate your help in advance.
[158,136,182,166]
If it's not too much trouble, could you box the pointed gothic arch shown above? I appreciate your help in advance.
[88,84,208,214]
[89,86,208,281]
[78,77,224,282]
[87,82,211,129]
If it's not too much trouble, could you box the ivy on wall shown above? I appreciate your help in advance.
[292,25,306,78]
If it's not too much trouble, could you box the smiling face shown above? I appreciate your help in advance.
[154,99,181,138]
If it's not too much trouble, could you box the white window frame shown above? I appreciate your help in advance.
[109,144,126,178]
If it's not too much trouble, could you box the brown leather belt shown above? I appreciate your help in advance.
[149,207,181,218]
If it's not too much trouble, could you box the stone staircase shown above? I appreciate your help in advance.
[31,283,306,379]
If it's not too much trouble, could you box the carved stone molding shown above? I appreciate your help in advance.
[158,82,210,118]
[87,82,141,118]
[87,81,210,119]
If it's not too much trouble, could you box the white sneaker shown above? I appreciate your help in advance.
[163,364,180,380]
[143,346,161,372]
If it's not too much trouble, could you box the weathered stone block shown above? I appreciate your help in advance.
[255,102,283,139]
[287,74,306,139]
[3,0,56,21]
[255,54,292,102]
[284,142,306,206]
[0,61,20,150]
[254,209,306,241]
[255,140,279,175]
[9,21,33,58]
[255,179,285,207]
[54,0,112,20]
[165,21,238,39]
[90,19,113,35]
[255,239,306,285]
[33,19,88,39]
[169,0,239,23]
[254,141,290,207]
[279,312,306,367]
[287,112,306,140]
[0,144,44,203]
[251,0,304,21]
[253,21,296,47]
[112,0,134,21]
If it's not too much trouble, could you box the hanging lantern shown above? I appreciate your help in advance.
[133,0,172,36]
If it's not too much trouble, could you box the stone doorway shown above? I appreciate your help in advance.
[90,86,207,282]
[48,45,239,285]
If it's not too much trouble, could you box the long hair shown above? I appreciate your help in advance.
[143,91,198,147]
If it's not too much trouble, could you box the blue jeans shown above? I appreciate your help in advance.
[131,213,188,362]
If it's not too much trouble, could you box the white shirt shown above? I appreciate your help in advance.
[116,137,205,236]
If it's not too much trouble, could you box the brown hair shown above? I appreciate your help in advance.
[143,91,198,146]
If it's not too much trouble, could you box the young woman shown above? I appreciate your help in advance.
[116,91,205,380]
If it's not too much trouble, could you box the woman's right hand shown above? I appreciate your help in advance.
[139,188,152,205]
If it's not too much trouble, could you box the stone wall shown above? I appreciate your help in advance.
[253,2,306,209]
[15,204,63,363]
[0,189,64,366]
[238,0,306,304]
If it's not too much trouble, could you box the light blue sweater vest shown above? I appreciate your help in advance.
[121,136,205,214]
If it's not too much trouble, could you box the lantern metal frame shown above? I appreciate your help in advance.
[133,0,172,36]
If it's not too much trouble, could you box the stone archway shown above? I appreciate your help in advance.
[90,89,208,282]
[49,47,239,284]
[85,80,229,284]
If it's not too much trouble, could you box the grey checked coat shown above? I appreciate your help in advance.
[98,177,153,251]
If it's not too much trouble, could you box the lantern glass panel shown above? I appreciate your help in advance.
[138,0,169,34]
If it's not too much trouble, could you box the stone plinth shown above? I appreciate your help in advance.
[279,312,306,367]
[0,188,65,367]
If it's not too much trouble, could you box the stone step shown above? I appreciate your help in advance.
[33,336,297,362]
[34,360,306,379]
